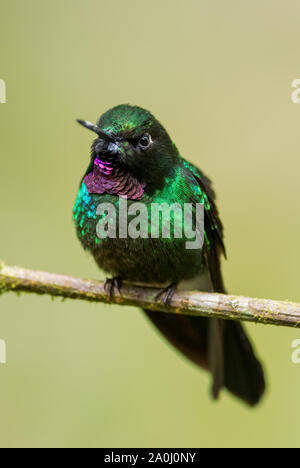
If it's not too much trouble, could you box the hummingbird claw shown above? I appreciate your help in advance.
[155,283,177,306]
[104,276,123,300]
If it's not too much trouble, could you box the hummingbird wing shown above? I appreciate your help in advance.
[145,162,265,405]
[190,168,226,398]
[192,170,226,292]
[190,165,265,404]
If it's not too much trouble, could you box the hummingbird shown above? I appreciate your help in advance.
[73,104,265,406]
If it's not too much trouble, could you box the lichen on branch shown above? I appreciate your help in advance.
[0,260,300,328]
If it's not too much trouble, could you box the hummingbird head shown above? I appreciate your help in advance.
[77,105,179,186]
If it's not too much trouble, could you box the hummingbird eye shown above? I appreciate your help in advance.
[138,133,152,151]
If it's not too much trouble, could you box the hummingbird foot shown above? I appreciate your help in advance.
[155,282,177,306]
[104,276,123,300]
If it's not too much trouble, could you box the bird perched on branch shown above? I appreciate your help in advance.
[73,104,265,406]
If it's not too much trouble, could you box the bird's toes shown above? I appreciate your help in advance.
[104,276,123,300]
[155,283,177,306]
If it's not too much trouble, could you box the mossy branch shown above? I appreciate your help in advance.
[0,260,300,328]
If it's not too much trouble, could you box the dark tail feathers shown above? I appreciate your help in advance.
[144,311,265,406]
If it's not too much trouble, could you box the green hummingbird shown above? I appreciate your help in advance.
[73,104,265,406]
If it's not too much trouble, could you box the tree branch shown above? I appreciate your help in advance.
[0,260,299,328]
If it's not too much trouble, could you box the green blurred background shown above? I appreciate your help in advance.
[0,0,300,448]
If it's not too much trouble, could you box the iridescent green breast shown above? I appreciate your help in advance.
[73,163,207,283]
[73,182,101,249]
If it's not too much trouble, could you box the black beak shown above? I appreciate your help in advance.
[77,119,116,143]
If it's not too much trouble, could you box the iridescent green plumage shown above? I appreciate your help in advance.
[73,104,265,405]
[74,158,217,283]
